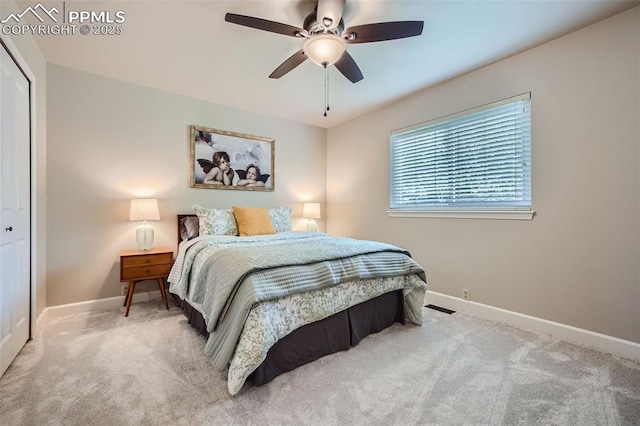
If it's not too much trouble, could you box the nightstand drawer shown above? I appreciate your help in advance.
[122,252,172,268]
[121,263,172,280]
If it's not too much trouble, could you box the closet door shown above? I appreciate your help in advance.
[0,42,31,377]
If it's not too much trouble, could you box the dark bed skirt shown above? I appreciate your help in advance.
[172,290,405,386]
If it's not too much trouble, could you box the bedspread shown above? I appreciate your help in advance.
[226,274,426,394]
[167,232,427,394]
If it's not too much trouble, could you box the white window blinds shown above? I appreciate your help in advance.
[390,93,531,212]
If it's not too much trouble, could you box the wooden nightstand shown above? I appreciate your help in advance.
[120,248,173,317]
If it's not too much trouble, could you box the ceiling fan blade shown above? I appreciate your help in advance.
[269,50,308,79]
[334,51,363,83]
[225,13,304,37]
[316,0,345,30]
[344,21,424,44]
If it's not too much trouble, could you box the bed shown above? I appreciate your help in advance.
[168,207,427,395]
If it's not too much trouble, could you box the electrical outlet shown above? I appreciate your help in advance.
[122,284,129,296]
[463,288,470,300]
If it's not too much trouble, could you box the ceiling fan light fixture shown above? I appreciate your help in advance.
[303,34,346,66]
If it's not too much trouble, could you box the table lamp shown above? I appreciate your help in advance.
[303,202,321,232]
[129,198,160,251]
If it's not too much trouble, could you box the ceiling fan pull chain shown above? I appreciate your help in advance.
[327,67,330,113]
[324,65,328,117]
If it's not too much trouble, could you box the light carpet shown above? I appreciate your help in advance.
[1,299,639,425]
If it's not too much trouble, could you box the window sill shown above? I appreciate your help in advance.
[387,209,535,220]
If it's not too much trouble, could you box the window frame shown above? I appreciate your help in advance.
[388,93,534,220]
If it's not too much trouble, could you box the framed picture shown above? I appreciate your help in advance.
[190,125,275,191]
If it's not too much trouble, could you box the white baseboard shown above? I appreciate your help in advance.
[45,290,164,319]
[425,291,640,361]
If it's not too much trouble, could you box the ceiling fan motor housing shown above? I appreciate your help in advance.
[304,10,344,36]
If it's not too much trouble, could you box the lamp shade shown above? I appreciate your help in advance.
[303,202,321,219]
[129,199,160,221]
[303,34,346,66]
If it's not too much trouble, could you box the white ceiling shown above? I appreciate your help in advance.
[22,0,639,128]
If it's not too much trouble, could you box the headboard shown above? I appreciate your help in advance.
[177,214,198,246]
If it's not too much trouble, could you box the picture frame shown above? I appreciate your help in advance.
[190,125,275,191]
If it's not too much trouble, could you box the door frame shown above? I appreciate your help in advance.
[1,35,37,339]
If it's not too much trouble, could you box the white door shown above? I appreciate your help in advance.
[0,42,31,376]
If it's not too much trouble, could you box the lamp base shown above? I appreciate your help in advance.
[306,219,318,232]
[136,221,155,251]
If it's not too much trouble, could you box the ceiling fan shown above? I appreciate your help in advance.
[225,0,424,84]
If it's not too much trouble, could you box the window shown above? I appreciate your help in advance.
[389,93,533,220]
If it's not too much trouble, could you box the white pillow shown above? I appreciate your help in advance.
[269,206,292,232]
[192,204,238,236]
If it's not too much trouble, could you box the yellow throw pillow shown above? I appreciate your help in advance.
[232,206,276,236]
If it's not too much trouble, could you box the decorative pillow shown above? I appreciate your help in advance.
[179,216,200,241]
[192,204,238,236]
[232,206,276,237]
[269,207,292,232]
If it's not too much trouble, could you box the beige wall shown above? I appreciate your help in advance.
[46,65,326,306]
[326,7,640,343]
[0,1,48,320]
